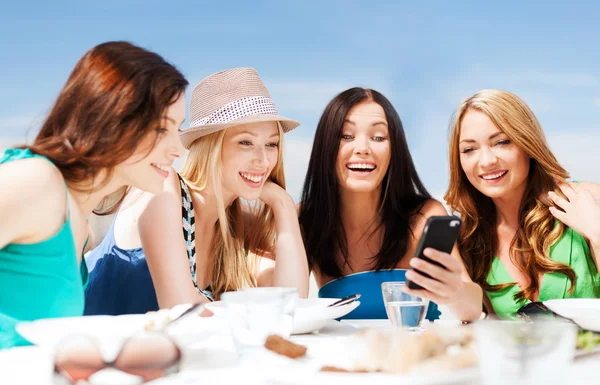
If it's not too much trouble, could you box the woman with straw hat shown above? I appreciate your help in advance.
[84,68,309,315]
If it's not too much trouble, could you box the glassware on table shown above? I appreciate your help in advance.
[474,320,577,385]
[381,281,429,331]
[221,287,298,355]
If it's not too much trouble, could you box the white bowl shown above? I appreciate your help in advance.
[205,297,360,335]
[544,298,600,332]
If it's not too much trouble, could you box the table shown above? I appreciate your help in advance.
[0,319,598,385]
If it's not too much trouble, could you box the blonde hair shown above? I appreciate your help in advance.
[179,124,286,295]
[444,89,574,303]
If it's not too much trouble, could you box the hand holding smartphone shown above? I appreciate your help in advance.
[406,215,462,291]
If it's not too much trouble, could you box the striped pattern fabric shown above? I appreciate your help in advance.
[178,174,215,302]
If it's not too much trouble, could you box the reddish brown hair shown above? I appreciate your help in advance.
[23,41,188,214]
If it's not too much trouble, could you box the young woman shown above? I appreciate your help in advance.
[0,41,188,348]
[84,68,309,315]
[298,87,483,322]
[445,89,600,319]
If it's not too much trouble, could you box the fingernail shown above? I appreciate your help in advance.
[423,248,431,256]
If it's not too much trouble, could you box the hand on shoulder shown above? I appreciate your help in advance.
[549,182,600,243]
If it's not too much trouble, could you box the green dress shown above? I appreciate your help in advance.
[0,148,87,349]
[487,226,600,319]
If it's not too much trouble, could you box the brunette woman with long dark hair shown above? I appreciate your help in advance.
[0,41,188,348]
[299,88,482,322]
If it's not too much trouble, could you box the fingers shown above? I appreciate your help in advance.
[402,286,446,304]
[421,248,461,273]
[409,256,453,283]
[405,269,444,294]
[556,182,576,201]
[548,206,567,223]
[548,191,569,211]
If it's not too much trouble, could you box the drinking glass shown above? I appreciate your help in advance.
[474,320,577,385]
[381,281,429,331]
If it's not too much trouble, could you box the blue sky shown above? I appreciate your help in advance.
[1,1,599,201]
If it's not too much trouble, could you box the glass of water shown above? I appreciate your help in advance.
[474,320,576,385]
[381,281,429,331]
[221,287,298,356]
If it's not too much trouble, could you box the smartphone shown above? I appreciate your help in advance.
[406,215,462,290]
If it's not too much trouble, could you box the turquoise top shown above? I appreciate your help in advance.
[487,227,600,319]
[0,148,86,349]
[318,269,441,321]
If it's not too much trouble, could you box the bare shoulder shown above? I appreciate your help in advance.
[0,157,67,244]
[0,157,65,208]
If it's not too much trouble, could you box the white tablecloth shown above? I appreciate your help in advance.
[0,319,598,385]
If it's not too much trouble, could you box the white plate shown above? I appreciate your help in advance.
[16,309,224,349]
[205,298,360,335]
[544,299,600,332]
[266,367,479,385]
[264,333,479,385]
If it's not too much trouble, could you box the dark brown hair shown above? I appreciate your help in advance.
[299,87,431,278]
[23,41,188,214]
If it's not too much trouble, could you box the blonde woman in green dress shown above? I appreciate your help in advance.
[444,89,600,319]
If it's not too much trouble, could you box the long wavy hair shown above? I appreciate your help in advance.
[299,87,431,278]
[22,41,188,215]
[179,124,285,295]
[444,89,574,303]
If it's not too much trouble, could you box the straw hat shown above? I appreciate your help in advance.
[179,68,300,149]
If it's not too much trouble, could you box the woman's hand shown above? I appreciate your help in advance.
[549,182,600,244]
[259,180,293,208]
[403,248,466,305]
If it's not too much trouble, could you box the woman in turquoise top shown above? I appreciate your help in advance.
[444,89,600,319]
[299,88,483,322]
[0,41,188,349]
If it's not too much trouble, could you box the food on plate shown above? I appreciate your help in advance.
[577,330,600,352]
[341,326,476,374]
[320,366,368,373]
[264,334,308,358]
[144,309,173,331]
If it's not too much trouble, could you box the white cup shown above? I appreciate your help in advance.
[221,287,298,355]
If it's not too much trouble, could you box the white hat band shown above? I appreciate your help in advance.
[190,96,278,128]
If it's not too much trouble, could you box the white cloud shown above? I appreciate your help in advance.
[547,131,600,183]
[0,113,46,137]
[282,135,314,203]
[0,138,27,152]
[267,80,352,114]
[465,65,600,88]
[265,72,392,115]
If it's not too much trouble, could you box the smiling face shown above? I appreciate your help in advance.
[113,93,186,194]
[336,101,391,195]
[220,121,280,201]
[458,109,531,200]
